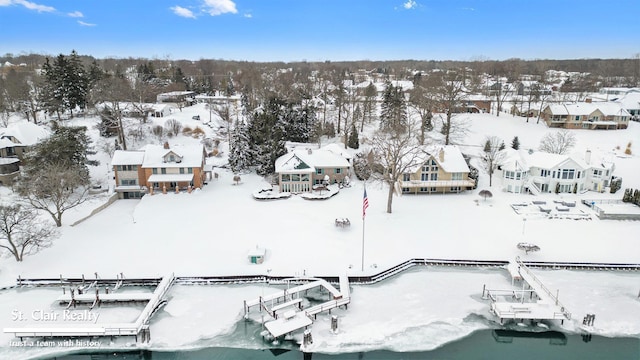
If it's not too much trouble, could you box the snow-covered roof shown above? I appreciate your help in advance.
[0,157,19,165]
[502,149,613,172]
[111,150,145,166]
[0,121,50,146]
[614,92,640,110]
[320,143,353,160]
[275,149,350,173]
[545,102,630,117]
[141,144,204,168]
[434,145,470,173]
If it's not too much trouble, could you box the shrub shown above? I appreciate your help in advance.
[192,127,205,138]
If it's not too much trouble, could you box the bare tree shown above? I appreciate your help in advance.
[432,71,468,145]
[371,125,423,213]
[164,118,182,137]
[482,136,507,187]
[539,130,576,155]
[93,76,131,150]
[19,162,90,227]
[0,204,57,261]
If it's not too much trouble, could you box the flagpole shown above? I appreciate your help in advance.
[361,210,365,272]
[361,185,368,272]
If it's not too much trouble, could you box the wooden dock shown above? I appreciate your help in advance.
[486,258,571,324]
[4,274,174,341]
[244,274,350,339]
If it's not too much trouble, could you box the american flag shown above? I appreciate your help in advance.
[362,188,369,219]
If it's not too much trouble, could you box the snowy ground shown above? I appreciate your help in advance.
[0,109,639,359]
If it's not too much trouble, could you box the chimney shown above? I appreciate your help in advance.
[307,148,313,155]
[439,148,445,162]
[163,141,170,149]
[585,98,592,103]
[585,149,591,164]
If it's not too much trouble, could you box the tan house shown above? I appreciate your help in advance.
[541,102,631,130]
[112,143,207,199]
[275,148,351,193]
[399,146,475,194]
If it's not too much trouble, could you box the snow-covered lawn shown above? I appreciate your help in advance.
[0,111,639,359]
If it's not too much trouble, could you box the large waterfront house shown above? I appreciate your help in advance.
[500,149,615,194]
[541,101,631,130]
[275,148,351,193]
[399,145,475,195]
[112,142,207,199]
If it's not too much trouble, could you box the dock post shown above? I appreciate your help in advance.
[482,284,486,299]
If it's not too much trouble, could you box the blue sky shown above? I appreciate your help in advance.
[1,0,639,62]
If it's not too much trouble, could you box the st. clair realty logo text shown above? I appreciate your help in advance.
[11,309,100,323]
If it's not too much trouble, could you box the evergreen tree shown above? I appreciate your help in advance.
[499,142,506,151]
[380,82,407,133]
[511,136,520,150]
[347,123,360,149]
[40,51,89,118]
[623,188,632,202]
[228,121,253,173]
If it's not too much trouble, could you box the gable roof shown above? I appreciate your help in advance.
[0,121,50,146]
[112,150,145,166]
[141,144,204,168]
[275,149,350,173]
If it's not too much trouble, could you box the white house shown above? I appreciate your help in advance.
[500,149,615,194]
[275,148,351,193]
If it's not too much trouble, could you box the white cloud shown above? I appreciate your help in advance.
[0,0,55,12]
[403,0,417,10]
[203,0,237,16]
[68,10,83,18]
[170,5,196,19]
[78,20,96,27]
[243,13,252,18]
[14,0,55,12]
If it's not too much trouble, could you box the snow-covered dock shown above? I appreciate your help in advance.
[244,274,350,339]
[3,274,174,342]
[486,258,571,324]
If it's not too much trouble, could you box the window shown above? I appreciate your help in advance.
[301,174,309,181]
[316,169,323,175]
[180,168,185,174]
[422,165,429,172]
[281,174,290,182]
[291,174,300,181]
[505,171,514,180]
[188,168,193,174]
[575,115,580,121]
[430,173,438,181]
[450,186,461,192]
[152,168,158,175]
[515,172,522,180]
[431,166,439,172]
[403,174,411,181]
[421,173,428,181]
[452,173,463,180]
[561,169,575,179]
[593,169,602,177]
[161,168,166,174]
[120,179,137,186]
[336,168,342,174]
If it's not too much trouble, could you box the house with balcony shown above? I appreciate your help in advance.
[541,102,631,130]
[500,149,615,194]
[0,122,49,185]
[275,148,351,193]
[399,145,475,195]
[112,142,207,199]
